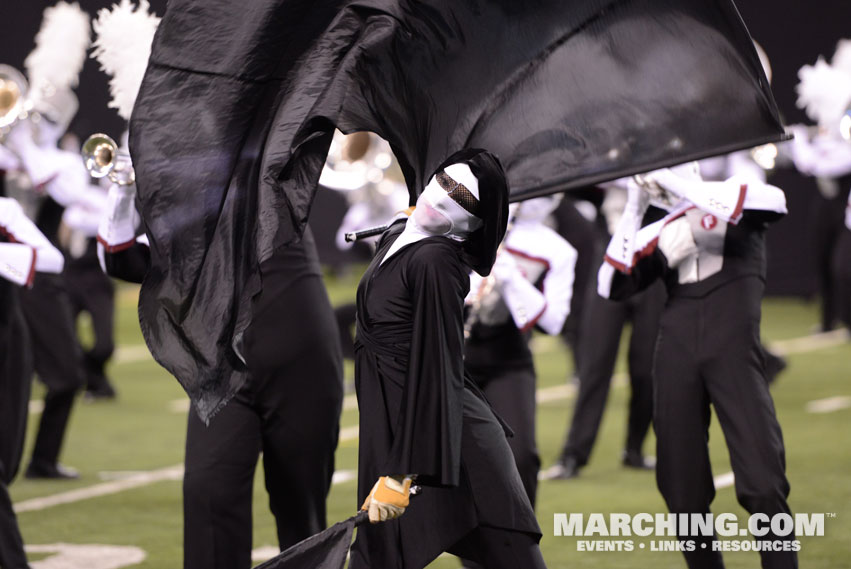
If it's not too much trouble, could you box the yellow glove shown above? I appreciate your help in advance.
[360,475,412,523]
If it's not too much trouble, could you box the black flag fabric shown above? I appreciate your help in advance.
[130,0,784,421]
[254,511,366,569]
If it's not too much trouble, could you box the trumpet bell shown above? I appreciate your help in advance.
[840,108,851,142]
[82,133,118,178]
[0,64,28,130]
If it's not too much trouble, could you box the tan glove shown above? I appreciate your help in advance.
[360,475,413,523]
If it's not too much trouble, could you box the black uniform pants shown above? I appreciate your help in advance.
[65,254,116,393]
[654,277,796,569]
[811,188,849,331]
[560,280,666,466]
[18,274,84,468]
[0,301,32,569]
[182,276,343,569]
[831,227,851,330]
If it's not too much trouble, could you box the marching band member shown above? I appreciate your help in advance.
[598,164,795,568]
[464,194,576,506]
[1,1,92,480]
[549,183,665,480]
[787,39,851,332]
[92,4,343,566]
[0,196,64,569]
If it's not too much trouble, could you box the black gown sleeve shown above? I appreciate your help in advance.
[383,240,470,487]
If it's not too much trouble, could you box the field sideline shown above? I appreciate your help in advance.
[11,272,851,568]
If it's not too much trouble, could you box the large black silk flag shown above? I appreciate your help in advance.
[253,511,365,569]
[130,0,784,421]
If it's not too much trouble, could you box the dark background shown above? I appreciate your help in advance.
[3,0,850,296]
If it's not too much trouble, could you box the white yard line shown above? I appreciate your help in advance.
[15,465,358,514]
[805,395,851,414]
[714,471,735,489]
[340,425,359,442]
[14,465,184,514]
[768,328,850,356]
[114,344,154,364]
[26,544,146,569]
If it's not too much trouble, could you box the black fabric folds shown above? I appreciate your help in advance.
[253,511,365,569]
[130,0,785,420]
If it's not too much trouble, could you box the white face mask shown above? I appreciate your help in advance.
[412,163,483,239]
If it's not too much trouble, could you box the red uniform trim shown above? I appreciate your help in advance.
[730,183,747,224]
[520,302,547,333]
[97,234,138,253]
[504,247,551,272]
[26,247,37,287]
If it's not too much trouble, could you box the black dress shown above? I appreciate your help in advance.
[351,223,539,569]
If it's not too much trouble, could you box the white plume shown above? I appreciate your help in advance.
[796,57,851,127]
[24,2,91,93]
[831,39,851,78]
[91,0,160,121]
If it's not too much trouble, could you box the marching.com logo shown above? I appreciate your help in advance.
[553,513,834,553]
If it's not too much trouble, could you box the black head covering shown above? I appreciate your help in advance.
[435,148,508,277]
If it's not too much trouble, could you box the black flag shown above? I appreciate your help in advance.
[254,511,365,569]
[130,0,784,421]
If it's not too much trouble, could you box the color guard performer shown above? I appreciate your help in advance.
[352,149,545,569]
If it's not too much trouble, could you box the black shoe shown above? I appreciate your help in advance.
[622,450,655,470]
[543,455,581,480]
[25,461,80,480]
[763,351,787,385]
[84,387,117,402]
[84,379,117,401]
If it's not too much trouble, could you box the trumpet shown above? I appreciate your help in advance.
[0,64,29,134]
[81,133,135,185]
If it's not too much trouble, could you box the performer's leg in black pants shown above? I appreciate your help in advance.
[469,364,539,507]
[18,275,85,475]
[811,193,843,331]
[183,395,262,569]
[623,281,665,460]
[831,229,851,330]
[333,303,358,361]
[558,286,626,468]
[703,279,796,569]
[66,258,116,397]
[183,275,343,567]
[243,275,344,549]
[654,296,721,568]
[0,300,33,568]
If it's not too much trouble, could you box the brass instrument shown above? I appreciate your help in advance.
[0,65,29,133]
[840,108,851,142]
[81,133,135,185]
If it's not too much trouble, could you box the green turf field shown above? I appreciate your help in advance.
[11,273,851,568]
